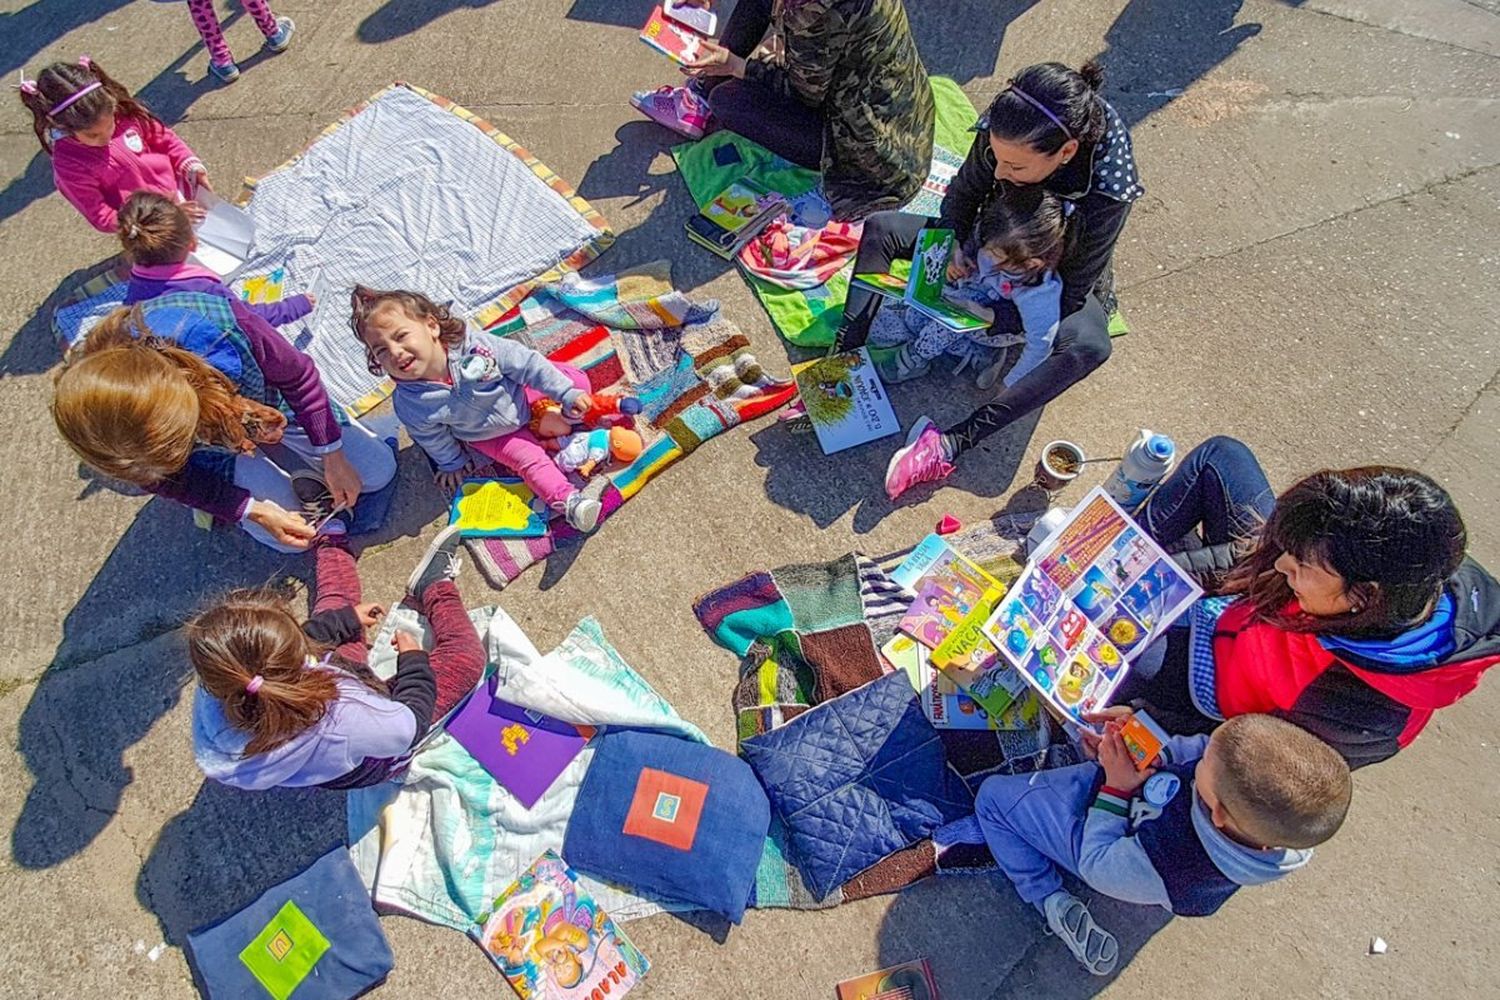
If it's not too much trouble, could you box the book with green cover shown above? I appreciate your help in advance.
[930,586,1028,718]
[851,228,992,332]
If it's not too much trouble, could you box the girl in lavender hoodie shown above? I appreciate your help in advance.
[190,528,481,790]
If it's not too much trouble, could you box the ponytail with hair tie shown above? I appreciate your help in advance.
[245,675,265,695]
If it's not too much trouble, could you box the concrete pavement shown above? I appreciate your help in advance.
[0,2,1496,997]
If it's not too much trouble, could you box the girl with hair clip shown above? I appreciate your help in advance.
[51,302,396,552]
[1095,436,1500,769]
[190,526,481,791]
[17,57,210,233]
[118,190,316,330]
[849,61,1142,500]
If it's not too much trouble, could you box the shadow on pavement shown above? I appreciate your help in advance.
[357,0,502,44]
[7,443,445,870]
[137,781,346,946]
[877,875,1171,998]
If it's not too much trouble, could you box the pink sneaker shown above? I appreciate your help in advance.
[631,84,709,139]
[884,416,954,500]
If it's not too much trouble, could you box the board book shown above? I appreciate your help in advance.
[446,678,595,809]
[449,477,549,538]
[835,958,940,1000]
[684,177,787,259]
[883,633,1035,731]
[981,487,1202,725]
[791,348,900,455]
[851,228,992,332]
[898,546,1004,650]
[639,4,708,65]
[929,588,1029,718]
[471,850,648,999]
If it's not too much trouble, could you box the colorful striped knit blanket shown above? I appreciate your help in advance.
[692,513,1078,908]
[466,261,798,591]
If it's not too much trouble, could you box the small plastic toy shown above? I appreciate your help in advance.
[936,514,962,536]
[580,391,643,427]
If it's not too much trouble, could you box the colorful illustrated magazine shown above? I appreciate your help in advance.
[792,348,900,455]
[836,958,940,1000]
[982,488,1202,725]
[446,678,595,809]
[1121,710,1169,770]
[663,0,717,35]
[851,228,992,332]
[639,4,707,65]
[898,547,1004,650]
[930,589,1029,718]
[471,850,648,999]
[450,477,549,538]
[883,633,1035,731]
[890,533,955,593]
[684,177,787,259]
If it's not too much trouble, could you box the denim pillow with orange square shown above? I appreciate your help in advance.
[564,731,770,923]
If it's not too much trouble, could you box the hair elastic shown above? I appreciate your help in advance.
[16,70,38,96]
[49,80,103,118]
[126,223,140,240]
[1007,83,1072,140]
[245,675,265,695]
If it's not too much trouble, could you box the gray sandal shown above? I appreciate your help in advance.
[1043,891,1119,976]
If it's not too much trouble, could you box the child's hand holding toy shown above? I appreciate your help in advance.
[1097,721,1153,795]
[1078,705,1135,760]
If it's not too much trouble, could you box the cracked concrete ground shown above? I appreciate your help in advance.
[1,1,1497,998]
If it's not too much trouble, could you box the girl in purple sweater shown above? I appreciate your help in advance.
[50,195,396,550]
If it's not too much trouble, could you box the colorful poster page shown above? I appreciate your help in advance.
[981,487,1202,724]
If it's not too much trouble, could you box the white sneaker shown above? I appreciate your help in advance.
[564,492,602,533]
[1043,890,1118,976]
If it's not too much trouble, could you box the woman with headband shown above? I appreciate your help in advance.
[847,61,1143,500]
[17,58,212,234]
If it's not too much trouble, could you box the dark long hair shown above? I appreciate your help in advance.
[982,60,1107,153]
[975,186,1067,274]
[18,58,158,153]
[118,191,194,266]
[1224,467,1467,636]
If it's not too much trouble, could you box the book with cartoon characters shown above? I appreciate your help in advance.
[898,547,1005,650]
[792,348,900,454]
[930,590,1030,718]
[851,228,992,332]
[981,488,1202,726]
[471,850,649,999]
[684,177,787,259]
[836,957,940,1000]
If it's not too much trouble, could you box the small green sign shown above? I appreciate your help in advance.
[239,900,330,1000]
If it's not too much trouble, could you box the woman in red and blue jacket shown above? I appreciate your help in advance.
[1114,436,1500,769]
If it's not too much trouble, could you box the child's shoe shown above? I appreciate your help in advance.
[1042,890,1119,977]
[874,344,932,385]
[208,60,241,84]
[974,346,1012,390]
[563,491,603,533]
[264,16,296,53]
[406,524,464,601]
[291,471,351,532]
[883,416,954,501]
[630,84,709,139]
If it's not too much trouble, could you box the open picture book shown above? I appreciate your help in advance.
[852,228,992,332]
[684,177,787,259]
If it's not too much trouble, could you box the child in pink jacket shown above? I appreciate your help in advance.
[19,58,210,234]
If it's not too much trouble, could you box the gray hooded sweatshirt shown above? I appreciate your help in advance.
[391,325,586,472]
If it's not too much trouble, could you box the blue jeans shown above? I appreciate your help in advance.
[975,763,1098,910]
[1111,436,1275,714]
[1136,435,1275,546]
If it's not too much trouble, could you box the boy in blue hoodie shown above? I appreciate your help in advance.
[968,712,1351,975]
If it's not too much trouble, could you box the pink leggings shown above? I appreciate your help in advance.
[187,0,279,66]
[467,363,591,510]
[311,541,485,718]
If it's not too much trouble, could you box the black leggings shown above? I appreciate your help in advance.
[697,0,825,171]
